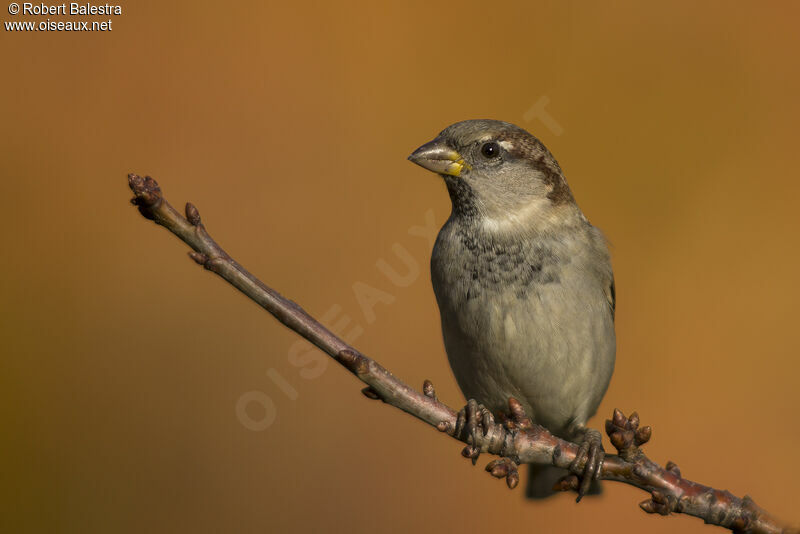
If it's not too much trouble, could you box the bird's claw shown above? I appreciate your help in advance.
[570,428,604,502]
[455,399,496,465]
[454,398,530,489]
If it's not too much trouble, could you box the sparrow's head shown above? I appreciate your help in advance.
[409,119,576,224]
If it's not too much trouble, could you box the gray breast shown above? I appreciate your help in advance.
[455,226,563,301]
[431,219,615,438]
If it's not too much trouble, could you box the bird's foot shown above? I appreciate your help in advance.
[451,398,537,490]
[569,427,605,502]
[454,399,496,465]
[454,397,535,489]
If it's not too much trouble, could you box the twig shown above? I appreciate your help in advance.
[127,173,797,534]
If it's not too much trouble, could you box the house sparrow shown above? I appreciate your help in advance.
[408,120,615,500]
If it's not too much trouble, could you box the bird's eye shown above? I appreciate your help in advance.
[481,142,500,158]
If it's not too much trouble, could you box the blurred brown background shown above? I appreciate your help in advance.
[2,1,799,532]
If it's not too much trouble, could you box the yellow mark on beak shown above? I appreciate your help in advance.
[442,155,471,177]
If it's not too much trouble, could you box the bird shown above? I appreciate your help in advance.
[408,119,615,500]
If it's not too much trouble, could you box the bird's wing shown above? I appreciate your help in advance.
[605,277,616,321]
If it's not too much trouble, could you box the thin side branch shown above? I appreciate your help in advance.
[128,174,797,534]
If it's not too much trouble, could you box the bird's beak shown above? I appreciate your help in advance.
[407,137,470,178]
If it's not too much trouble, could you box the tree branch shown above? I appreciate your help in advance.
[127,173,796,534]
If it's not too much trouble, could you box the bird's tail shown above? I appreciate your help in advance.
[525,464,603,499]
